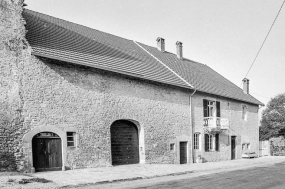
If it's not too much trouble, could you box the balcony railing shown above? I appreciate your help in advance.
[204,117,229,129]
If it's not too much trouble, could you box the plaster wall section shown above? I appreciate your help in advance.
[191,92,259,162]
[0,0,31,171]
[20,57,192,171]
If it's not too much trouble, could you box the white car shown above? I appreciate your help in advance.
[242,152,258,158]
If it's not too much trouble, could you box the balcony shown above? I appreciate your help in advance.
[203,117,229,130]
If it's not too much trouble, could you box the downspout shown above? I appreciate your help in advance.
[190,89,197,163]
[258,104,265,157]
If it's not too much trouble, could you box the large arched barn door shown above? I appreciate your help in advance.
[111,120,139,165]
[32,132,62,171]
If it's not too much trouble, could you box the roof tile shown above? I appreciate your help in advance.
[23,9,263,105]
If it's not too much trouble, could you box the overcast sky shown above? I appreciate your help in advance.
[25,0,285,108]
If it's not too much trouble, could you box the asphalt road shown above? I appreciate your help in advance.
[75,161,285,189]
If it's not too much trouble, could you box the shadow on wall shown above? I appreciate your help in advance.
[37,57,188,105]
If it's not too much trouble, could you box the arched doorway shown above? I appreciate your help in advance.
[32,132,62,171]
[111,120,139,165]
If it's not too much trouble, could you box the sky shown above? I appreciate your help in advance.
[24,0,285,110]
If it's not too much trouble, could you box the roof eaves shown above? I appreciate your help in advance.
[197,88,264,106]
[31,51,192,91]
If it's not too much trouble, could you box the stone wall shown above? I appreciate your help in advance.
[192,92,259,162]
[0,0,31,171]
[20,57,192,171]
[0,0,192,172]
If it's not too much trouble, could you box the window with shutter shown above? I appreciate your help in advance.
[205,134,209,151]
[203,99,220,118]
[216,101,220,117]
[205,134,214,151]
[203,99,208,117]
[215,134,219,151]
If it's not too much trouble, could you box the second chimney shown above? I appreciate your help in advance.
[242,78,249,94]
[176,41,183,59]
[156,37,165,52]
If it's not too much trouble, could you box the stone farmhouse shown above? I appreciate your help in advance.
[0,1,263,172]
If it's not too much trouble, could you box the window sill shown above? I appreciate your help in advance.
[67,146,77,149]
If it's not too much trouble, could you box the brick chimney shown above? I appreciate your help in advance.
[242,78,249,94]
[156,37,165,52]
[176,41,183,59]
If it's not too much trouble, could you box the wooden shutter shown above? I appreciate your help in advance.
[205,134,209,151]
[215,134,219,151]
[216,101,220,117]
[203,99,208,117]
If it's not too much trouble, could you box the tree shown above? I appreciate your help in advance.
[259,93,285,141]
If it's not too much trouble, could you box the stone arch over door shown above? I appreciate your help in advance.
[110,120,144,165]
[32,132,62,171]
[22,125,67,172]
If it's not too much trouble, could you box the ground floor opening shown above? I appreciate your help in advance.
[111,120,139,165]
[32,132,62,172]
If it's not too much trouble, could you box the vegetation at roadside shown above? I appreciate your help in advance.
[259,93,285,140]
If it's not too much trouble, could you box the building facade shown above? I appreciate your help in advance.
[0,1,262,172]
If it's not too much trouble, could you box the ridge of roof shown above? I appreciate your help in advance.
[133,40,194,89]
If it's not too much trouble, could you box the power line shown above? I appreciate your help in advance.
[242,0,285,81]
[250,92,271,99]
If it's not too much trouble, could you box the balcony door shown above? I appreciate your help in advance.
[203,100,220,118]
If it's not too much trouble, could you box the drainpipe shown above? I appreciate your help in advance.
[258,104,265,157]
[189,89,197,163]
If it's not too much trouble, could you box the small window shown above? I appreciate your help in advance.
[170,143,175,151]
[194,133,200,150]
[247,143,251,149]
[242,105,247,120]
[67,132,76,147]
[215,134,219,151]
[242,143,250,150]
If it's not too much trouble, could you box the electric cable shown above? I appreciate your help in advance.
[242,0,285,81]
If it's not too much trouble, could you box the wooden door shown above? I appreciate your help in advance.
[231,136,236,160]
[32,133,62,171]
[180,142,187,164]
[111,120,139,165]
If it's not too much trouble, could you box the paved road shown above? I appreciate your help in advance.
[75,161,285,189]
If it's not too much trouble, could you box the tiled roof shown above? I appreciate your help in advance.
[23,9,263,105]
[139,43,263,105]
[23,9,190,89]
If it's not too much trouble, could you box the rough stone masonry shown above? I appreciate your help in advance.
[0,0,192,172]
[0,0,31,171]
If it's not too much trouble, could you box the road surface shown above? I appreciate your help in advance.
[74,161,285,189]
